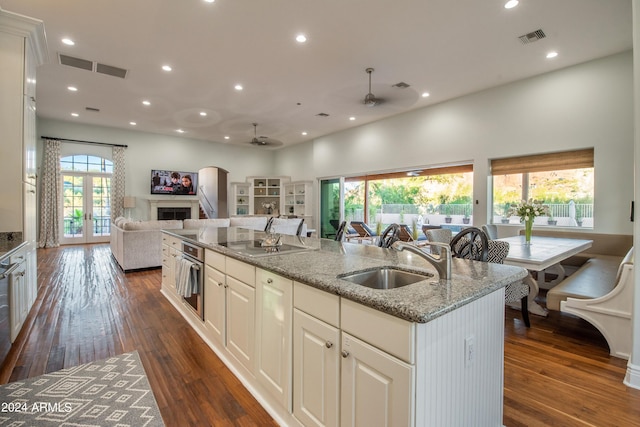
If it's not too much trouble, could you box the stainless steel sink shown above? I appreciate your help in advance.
[337,267,432,290]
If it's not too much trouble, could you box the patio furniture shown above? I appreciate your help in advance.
[398,224,428,246]
[349,221,377,242]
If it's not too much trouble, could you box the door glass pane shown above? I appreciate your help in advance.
[63,175,84,237]
[320,179,340,238]
[92,176,111,237]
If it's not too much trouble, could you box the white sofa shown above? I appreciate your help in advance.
[110,217,183,271]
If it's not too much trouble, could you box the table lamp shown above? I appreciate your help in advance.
[123,196,136,219]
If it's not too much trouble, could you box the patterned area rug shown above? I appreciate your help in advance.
[0,351,164,426]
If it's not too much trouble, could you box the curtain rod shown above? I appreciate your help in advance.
[41,136,128,148]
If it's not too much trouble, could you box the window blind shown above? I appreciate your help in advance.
[490,148,594,175]
[346,164,473,182]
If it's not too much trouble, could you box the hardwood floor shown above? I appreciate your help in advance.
[2,243,639,426]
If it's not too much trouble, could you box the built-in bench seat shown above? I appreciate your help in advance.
[514,229,633,359]
[548,247,634,359]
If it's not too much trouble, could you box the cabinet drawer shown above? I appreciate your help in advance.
[294,281,340,327]
[341,298,414,364]
[161,234,181,249]
[205,249,225,272]
[226,257,255,286]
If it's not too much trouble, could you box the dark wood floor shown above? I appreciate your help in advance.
[2,244,639,426]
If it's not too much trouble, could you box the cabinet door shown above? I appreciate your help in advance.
[293,309,340,427]
[226,276,255,373]
[255,269,293,409]
[9,259,27,343]
[204,264,226,346]
[340,332,414,427]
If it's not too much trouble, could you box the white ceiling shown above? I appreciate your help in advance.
[1,0,633,149]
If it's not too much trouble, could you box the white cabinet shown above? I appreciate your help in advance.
[223,257,256,374]
[340,332,413,427]
[231,182,251,216]
[0,9,46,344]
[204,251,226,346]
[8,250,28,343]
[284,181,313,222]
[161,234,181,297]
[255,269,293,410]
[252,177,287,215]
[293,309,340,427]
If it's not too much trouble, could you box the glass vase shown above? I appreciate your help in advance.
[524,219,533,245]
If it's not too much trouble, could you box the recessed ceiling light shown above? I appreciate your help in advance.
[296,34,307,43]
[67,86,77,91]
[224,136,230,140]
[62,38,75,46]
[234,84,243,91]
[176,129,185,133]
[71,112,79,117]
[162,65,172,72]
[349,117,356,121]
[421,92,430,98]
[301,131,307,136]
[199,111,207,116]
[129,121,137,126]
[204,0,215,3]
[546,51,558,59]
[142,100,151,106]
[504,0,519,9]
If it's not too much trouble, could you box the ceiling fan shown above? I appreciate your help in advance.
[247,123,282,147]
[363,67,383,107]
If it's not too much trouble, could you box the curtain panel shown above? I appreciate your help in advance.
[38,139,61,248]
[111,146,126,220]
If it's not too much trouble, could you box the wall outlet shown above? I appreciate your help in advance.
[465,335,475,367]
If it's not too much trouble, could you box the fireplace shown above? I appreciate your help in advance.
[147,199,200,220]
[157,207,191,220]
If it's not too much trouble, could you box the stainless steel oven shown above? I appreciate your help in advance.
[180,241,204,320]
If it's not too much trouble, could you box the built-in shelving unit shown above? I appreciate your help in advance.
[283,181,313,226]
[230,182,251,215]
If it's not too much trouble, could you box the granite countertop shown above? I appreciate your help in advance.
[164,227,528,323]
[0,232,26,263]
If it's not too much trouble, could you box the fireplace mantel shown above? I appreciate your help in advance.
[147,198,199,220]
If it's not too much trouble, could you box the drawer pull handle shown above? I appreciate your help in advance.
[267,278,273,284]
[218,282,223,287]
[341,350,349,358]
[325,341,333,349]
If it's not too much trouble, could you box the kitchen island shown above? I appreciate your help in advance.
[162,226,528,427]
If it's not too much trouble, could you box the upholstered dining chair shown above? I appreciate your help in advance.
[334,221,347,241]
[449,227,489,261]
[482,224,498,240]
[424,228,453,255]
[486,239,530,327]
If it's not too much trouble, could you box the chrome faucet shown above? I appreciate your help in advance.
[392,241,452,281]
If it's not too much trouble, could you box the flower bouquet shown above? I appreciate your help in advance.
[508,199,549,244]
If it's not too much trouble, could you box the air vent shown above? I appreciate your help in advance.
[518,29,546,44]
[58,53,128,79]
[85,107,100,112]
[59,54,92,71]
[392,82,411,89]
[96,63,128,79]
[316,113,330,117]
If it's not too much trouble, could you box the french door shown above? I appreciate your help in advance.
[60,173,111,244]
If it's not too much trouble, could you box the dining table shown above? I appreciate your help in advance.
[497,235,593,316]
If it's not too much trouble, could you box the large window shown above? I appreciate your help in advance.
[491,149,594,228]
[319,165,473,238]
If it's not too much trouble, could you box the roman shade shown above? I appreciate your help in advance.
[346,164,473,182]
[490,148,594,175]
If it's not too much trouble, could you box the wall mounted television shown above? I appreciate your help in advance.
[150,170,198,195]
